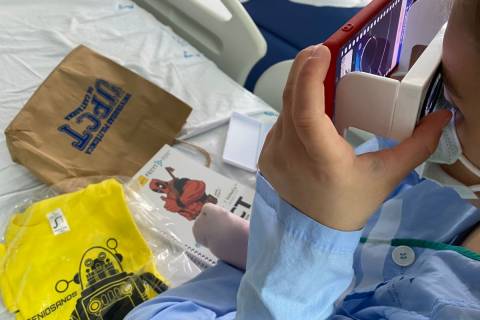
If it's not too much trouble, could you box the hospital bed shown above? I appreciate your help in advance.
[0,0,272,194]
[133,0,267,86]
[133,0,373,111]
[0,1,276,316]
[0,0,272,266]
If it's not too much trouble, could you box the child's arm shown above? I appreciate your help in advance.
[237,45,450,319]
[126,44,450,320]
[236,173,362,319]
[126,178,361,320]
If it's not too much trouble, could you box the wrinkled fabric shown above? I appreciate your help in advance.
[128,137,480,319]
[127,174,362,320]
[335,137,480,319]
[0,179,168,320]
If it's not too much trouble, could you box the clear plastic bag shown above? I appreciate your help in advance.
[0,177,200,320]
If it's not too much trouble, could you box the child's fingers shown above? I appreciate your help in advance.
[370,109,452,188]
[291,45,344,161]
[280,46,317,138]
[283,46,316,107]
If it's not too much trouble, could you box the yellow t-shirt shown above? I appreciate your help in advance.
[0,179,168,320]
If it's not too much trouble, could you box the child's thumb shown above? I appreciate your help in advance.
[375,109,452,187]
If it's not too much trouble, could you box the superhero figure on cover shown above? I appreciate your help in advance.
[149,167,218,220]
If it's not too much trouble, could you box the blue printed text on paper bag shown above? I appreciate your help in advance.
[58,79,132,155]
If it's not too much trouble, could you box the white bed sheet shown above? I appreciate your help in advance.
[0,0,273,199]
[0,1,276,315]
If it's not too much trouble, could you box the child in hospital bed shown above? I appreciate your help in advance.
[127,1,480,319]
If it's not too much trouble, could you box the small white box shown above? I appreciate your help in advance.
[223,112,273,172]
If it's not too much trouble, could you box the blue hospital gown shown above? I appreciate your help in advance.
[126,137,480,319]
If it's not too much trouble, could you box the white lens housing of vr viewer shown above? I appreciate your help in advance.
[334,24,446,142]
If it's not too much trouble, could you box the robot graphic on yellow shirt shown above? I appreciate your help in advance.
[54,238,168,320]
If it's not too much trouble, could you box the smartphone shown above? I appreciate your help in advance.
[324,0,414,118]
[419,67,443,120]
[419,66,457,124]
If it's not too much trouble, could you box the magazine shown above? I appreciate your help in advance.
[129,145,255,268]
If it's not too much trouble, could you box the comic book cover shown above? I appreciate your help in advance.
[129,145,254,268]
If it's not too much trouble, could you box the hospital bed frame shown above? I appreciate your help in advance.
[133,0,451,116]
[133,0,266,86]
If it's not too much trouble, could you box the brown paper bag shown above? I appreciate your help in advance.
[5,45,192,185]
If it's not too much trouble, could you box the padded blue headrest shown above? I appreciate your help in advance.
[243,0,361,90]
[243,0,361,49]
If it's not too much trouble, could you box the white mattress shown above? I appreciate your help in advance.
[0,0,273,204]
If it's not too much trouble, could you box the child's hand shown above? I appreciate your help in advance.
[259,45,452,231]
[193,204,249,270]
